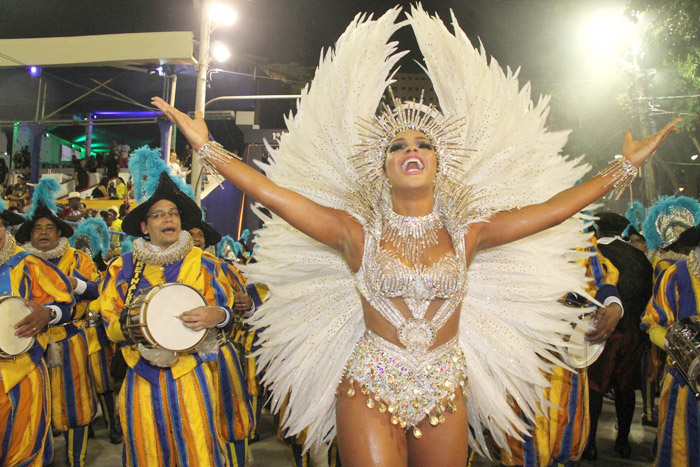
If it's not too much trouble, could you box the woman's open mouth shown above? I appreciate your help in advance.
[401,157,425,174]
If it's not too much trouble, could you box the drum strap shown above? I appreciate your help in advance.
[124,259,146,306]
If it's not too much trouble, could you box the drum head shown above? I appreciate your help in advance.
[145,284,207,351]
[566,313,605,369]
[0,297,34,356]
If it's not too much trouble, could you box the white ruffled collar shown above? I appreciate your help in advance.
[22,237,70,261]
[132,231,193,266]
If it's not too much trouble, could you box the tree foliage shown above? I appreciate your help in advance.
[625,0,700,139]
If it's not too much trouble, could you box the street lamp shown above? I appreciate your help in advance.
[192,0,235,204]
[578,8,658,202]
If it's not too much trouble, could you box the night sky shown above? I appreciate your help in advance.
[2,0,693,199]
[2,0,619,94]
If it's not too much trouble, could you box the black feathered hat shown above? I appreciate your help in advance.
[121,172,202,238]
[14,178,73,244]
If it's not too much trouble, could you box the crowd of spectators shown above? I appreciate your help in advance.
[1,142,194,224]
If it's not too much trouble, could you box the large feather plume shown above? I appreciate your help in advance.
[27,177,61,218]
[128,146,195,203]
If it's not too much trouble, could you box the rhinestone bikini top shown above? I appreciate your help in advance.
[355,230,467,354]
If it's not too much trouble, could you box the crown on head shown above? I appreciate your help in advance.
[655,207,696,249]
[352,89,466,184]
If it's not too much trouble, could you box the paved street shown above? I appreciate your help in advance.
[51,394,657,466]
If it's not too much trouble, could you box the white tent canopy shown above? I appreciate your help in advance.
[0,32,195,68]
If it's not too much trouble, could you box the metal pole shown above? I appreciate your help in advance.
[165,73,178,157]
[86,114,93,158]
[34,77,42,122]
[192,0,212,205]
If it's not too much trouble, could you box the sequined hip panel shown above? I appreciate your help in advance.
[343,330,467,438]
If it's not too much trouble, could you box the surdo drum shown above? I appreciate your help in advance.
[122,283,208,352]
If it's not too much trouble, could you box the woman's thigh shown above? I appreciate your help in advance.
[336,378,408,467]
[406,388,470,467]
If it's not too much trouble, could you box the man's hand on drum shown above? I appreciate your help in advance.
[179,306,227,332]
[15,301,52,338]
[585,303,622,344]
[233,292,254,316]
[67,276,78,293]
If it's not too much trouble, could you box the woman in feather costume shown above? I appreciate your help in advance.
[153,6,680,465]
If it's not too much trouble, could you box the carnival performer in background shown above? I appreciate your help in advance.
[642,224,700,466]
[582,212,654,460]
[70,217,123,445]
[501,232,623,466]
[644,197,700,280]
[189,221,254,467]
[100,148,234,466]
[154,6,681,465]
[0,195,74,466]
[217,235,267,445]
[638,196,700,431]
[15,178,100,467]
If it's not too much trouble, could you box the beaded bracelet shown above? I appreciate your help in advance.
[196,141,241,185]
[597,157,638,200]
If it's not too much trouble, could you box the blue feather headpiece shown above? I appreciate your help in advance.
[216,235,239,261]
[120,235,136,253]
[625,201,646,235]
[27,177,61,219]
[643,196,700,251]
[69,217,111,257]
[128,146,195,203]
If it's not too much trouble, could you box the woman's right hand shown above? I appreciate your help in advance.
[151,97,210,151]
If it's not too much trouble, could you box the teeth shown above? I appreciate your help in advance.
[401,158,424,172]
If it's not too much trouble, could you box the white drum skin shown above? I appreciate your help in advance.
[563,311,605,369]
[124,283,208,352]
[0,297,34,359]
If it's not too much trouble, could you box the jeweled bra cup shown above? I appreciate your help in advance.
[343,330,468,438]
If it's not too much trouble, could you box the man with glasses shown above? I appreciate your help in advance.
[101,169,234,466]
[0,195,74,467]
[15,178,101,467]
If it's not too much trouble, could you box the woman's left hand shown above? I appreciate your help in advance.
[623,117,682,167]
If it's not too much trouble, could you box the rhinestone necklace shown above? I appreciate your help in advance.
[382,207,443,263]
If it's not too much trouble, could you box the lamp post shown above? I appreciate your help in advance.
[192,0,235,205]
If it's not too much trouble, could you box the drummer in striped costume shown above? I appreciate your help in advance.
[641,225,700,467]
[639,197,700,429]
[70,218,123,445]
[0,197,75,467]
[15,178,100,467]
[500,237,622,467]
[100,148,233,467]
[189,222,254,467]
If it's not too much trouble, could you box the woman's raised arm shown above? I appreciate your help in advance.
[475,117,682,251]
[152,97,361,256]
